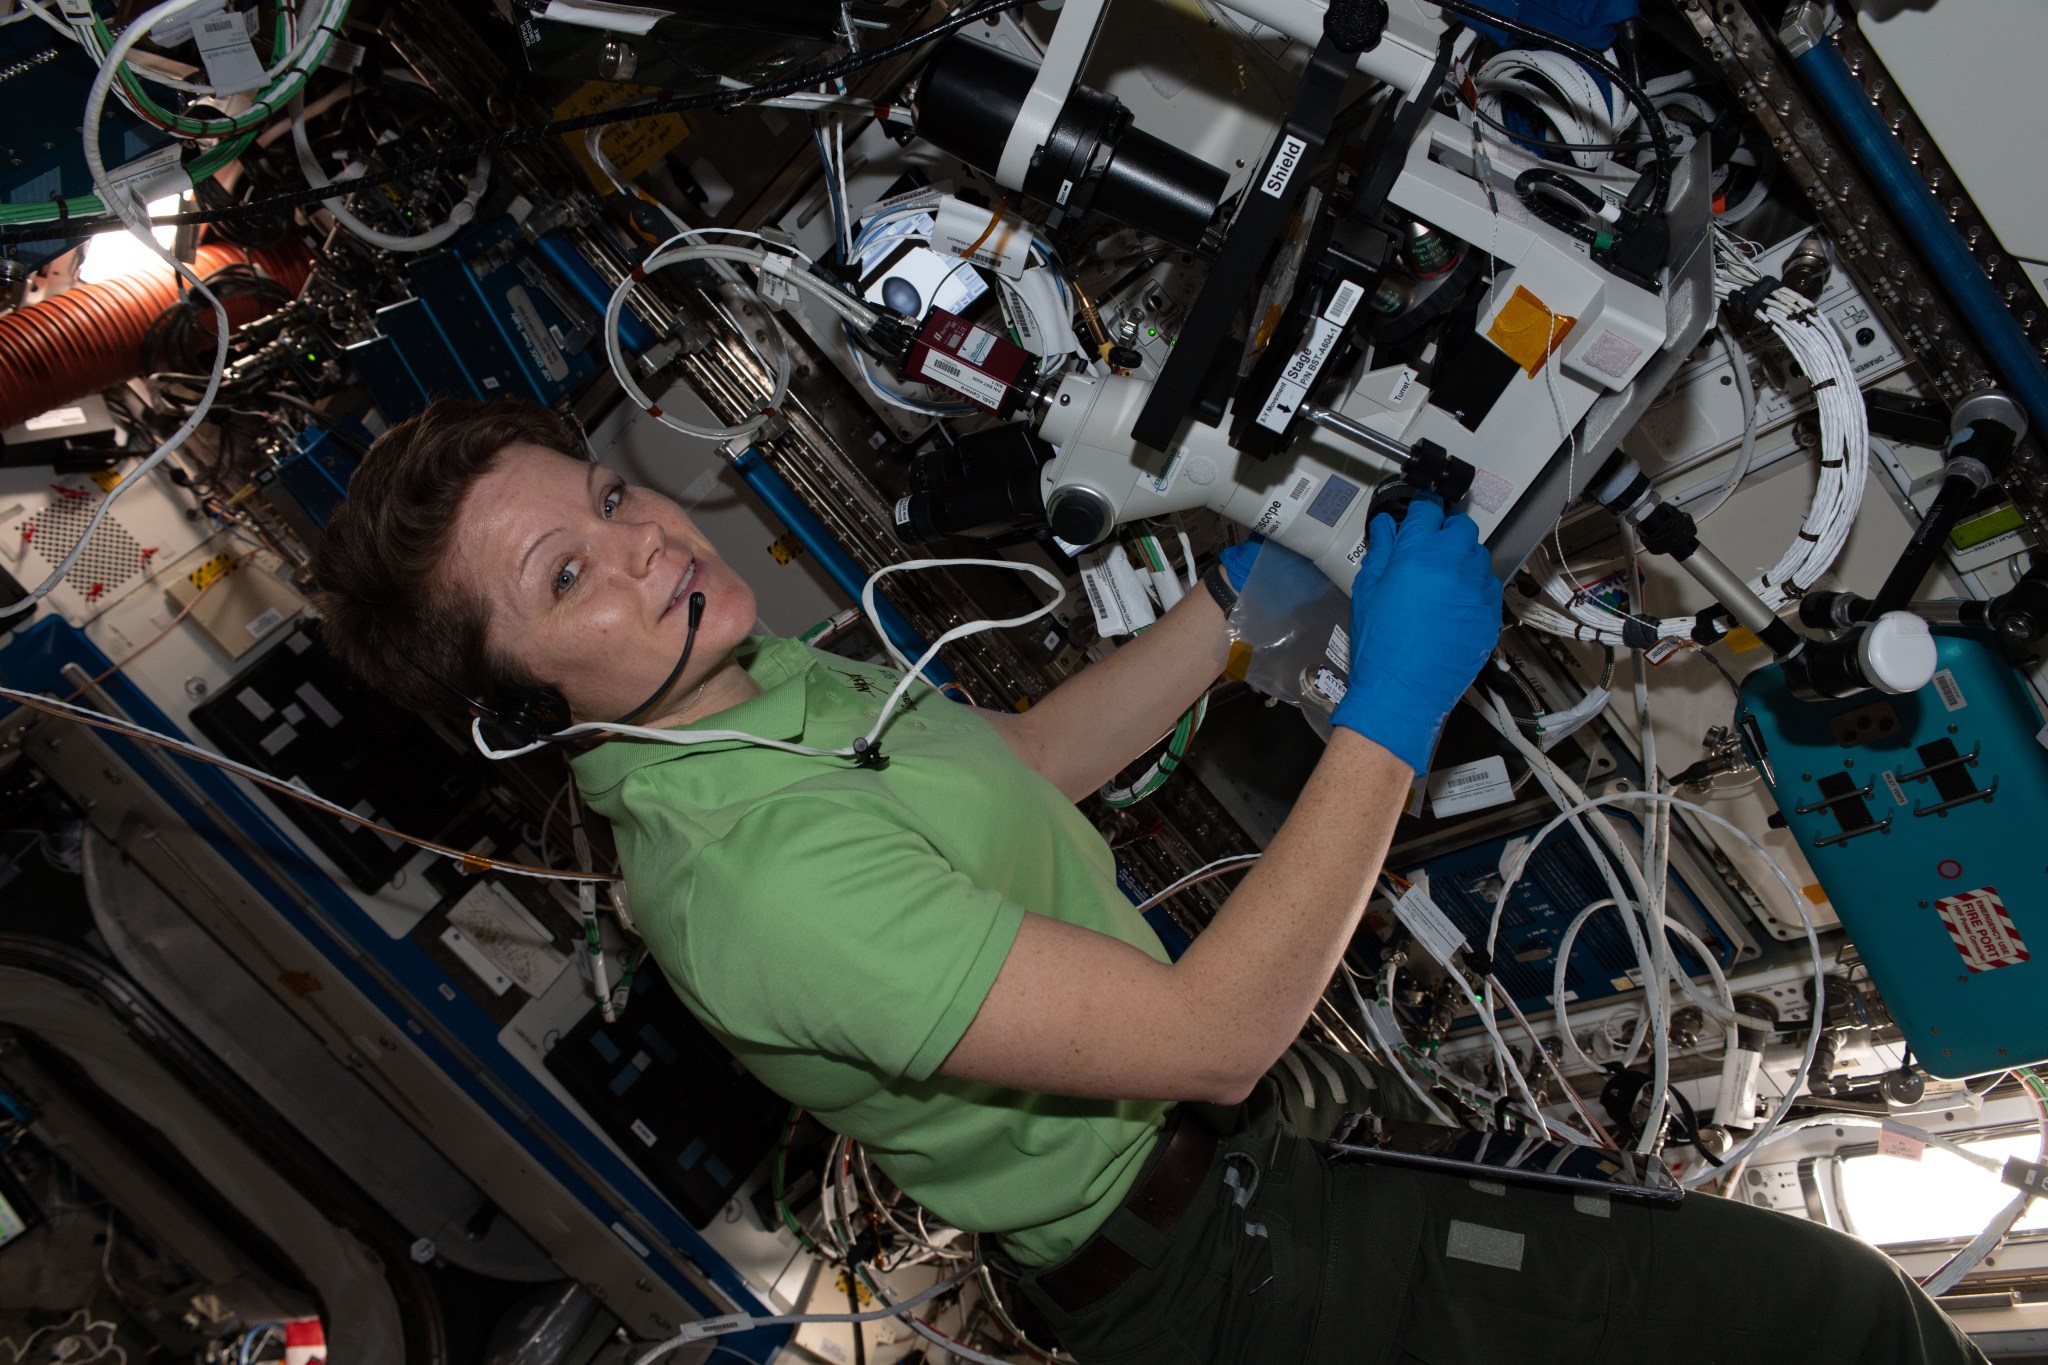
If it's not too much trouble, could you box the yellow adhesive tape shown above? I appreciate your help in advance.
[1486,285,1576,378]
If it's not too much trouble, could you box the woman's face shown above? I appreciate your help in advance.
[446,442,758,727]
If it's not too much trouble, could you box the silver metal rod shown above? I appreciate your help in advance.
[1298,403,1415,468]
[1677,543,1784,638]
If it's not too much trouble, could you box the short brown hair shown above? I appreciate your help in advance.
[311,397,580,720]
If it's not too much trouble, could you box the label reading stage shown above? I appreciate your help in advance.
[1935,886,2029,972]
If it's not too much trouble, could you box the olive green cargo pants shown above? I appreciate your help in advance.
[1018,1044,1985,1365]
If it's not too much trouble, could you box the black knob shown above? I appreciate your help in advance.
[1324,0,1389,53]
[1046,485,1115,548]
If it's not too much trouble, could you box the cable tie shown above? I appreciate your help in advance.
[2002,1156,2048,1198]
[49,192,68,223]
[1819,457,1845,468]
[645,404,662,419]
[1797,530,1820,542]
[1809,375,1838,392]
[1725,275,1780,321]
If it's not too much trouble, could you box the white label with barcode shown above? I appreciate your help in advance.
[194,10,268,95]
[1324,279,1366,327]
[919,352,1005,410]
[1932,669,1966,711]
[1251,473,1318,537]
[1390,876,1468,971]
[1427,756,1514,818]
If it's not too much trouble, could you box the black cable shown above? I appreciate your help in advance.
[1513,166,1609,247]
[0,0,1042,249]
[1433,0,1674,213]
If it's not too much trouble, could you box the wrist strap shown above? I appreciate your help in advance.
[1202,562,1239,616]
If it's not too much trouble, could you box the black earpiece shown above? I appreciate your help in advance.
[615,591,707,727]
[418,591,705,748]
[484,680,574,748]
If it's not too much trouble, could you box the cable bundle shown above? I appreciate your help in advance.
[1512,227,1870,646]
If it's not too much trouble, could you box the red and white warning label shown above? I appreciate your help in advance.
[1934,886,2030,972]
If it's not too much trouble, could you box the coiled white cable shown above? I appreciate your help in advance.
[1,0,232,623]
[603,229,878,443]
[289,89,490,252]
[1512,226,1869,646]
[472,556,1063,763]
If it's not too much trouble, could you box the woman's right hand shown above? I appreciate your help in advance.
[1331,498,1504,771]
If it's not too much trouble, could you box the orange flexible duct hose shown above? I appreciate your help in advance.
[0,240,312,429]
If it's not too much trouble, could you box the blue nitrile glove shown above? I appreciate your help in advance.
[1332,498,1504,771]
[1219,534,1264,592]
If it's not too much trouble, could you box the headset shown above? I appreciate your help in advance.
[428,592,707,749]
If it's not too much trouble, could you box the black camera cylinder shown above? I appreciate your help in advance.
[917,37,1228,250]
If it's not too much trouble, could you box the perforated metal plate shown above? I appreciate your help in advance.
[22,496,143,599]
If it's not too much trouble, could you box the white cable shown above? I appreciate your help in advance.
[582,129,797,412]
[474,558,1066,770]
[1127,853,1260,915]
[83,0,345,98]
[0,684,610,884]
[1492,790,1826,1185]
[290,89,489,251]
[604,230,879,442]
[629,1268,973,1365]
[1513,226,1868,647]
[1473,48,1634,171]
[1,0,231,624]
[1342,966,1460,1125]
[1476,690,1664,1064]
[1691,326,1760,522]
[1922,1076,2048,1296]
[1630,569,1671,1155]
[833,118,853,261]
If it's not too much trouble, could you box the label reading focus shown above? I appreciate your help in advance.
[1935,886,2029,972]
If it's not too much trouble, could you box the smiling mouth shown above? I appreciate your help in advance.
[663,560,698,620]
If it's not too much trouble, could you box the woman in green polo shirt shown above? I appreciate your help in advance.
[315,397,1983,1365]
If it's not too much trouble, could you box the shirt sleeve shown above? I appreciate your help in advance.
[661,794,1027,1083]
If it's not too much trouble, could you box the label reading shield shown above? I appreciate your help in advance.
[1261,135,1308,198]
[1935,886,2029,972]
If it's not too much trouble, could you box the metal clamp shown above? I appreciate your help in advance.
[1794,780,1874,815]
[1913,778,1999,819]
[1778,1,1838,58]
[1813,815,1892,848]
[1894,743,1980,785]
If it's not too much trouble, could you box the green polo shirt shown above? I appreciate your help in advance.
[571,635,1170,1265]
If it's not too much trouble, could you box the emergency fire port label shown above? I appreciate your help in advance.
[1934,886,2030,972]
